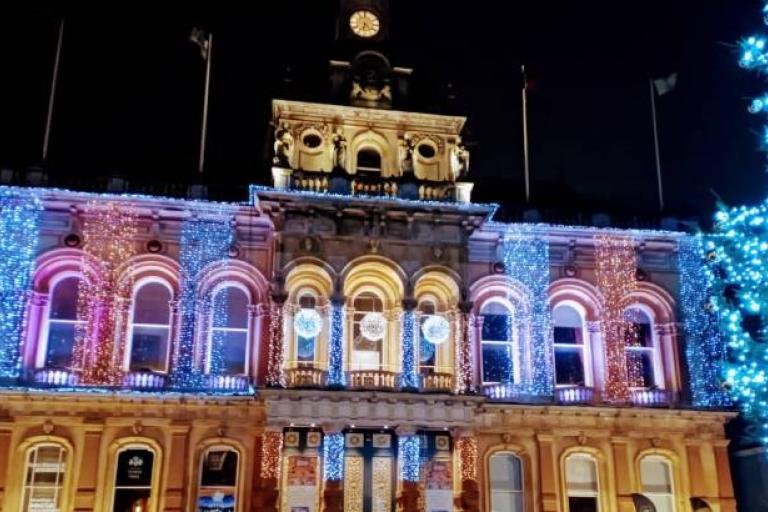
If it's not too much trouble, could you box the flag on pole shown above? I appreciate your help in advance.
[189,27,210,60]
[653,72,678,96]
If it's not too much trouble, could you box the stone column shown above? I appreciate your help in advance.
[587,321,604,395]
[327,295,346,387]
[322,424,345,512]
[456,301,474,393]
[656,322,680,395]
[455,430,479,512]
[72,426,103,511]
[163,425,190,512]
[536,434,558,512]
[401,298,418,391]
[254,427,283,512]
[611,438,633,512]
[714,440,737,512]
[22,292,47,371]
[396,426,421,512]
[0,430,11,508]
[266,296,286,387]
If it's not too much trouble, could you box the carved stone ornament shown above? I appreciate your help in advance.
[501,433,513,445]
[577,432,587,446]
[42,420,55,435]
[432,245,446,261]
[132,421,144,435]
[300,236,318,254]
[367,239,381,254]
[217,426,226,438]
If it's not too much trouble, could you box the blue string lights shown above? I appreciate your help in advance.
[501,224,553,395]
[173,213,234,388]
[398,435,421,482]
[400,310,418,389]
[678,235,730,408]
[0,189,42,379]
[323,432,344,481]
[327,301,346,386]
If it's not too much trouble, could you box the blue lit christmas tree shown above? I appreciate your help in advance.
[708,1,768,443]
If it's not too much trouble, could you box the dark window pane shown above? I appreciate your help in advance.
[419,337,436,366]
[627,350,654,387]
[201,450,238,487]
[213,288,249,329]
[115,449,154,487]
[130,328,169,372]
[554,326,580,344]
[297,336,316,362]
[134,283,171,325]
[482,344,512,383]
[50,277,80,320]
[625,322,652,348]
[46,322,76,368]
[555,347,585,385]
[568,497,598,512]
[357,148,381,171]
[214,331,247,375]
[482,314,511,342]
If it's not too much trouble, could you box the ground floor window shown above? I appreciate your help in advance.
[112,447,155,512]
[22,443,67,512]
[198,446,239,511]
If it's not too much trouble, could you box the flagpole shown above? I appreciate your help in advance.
[649,78,665,212]
[521,65,531,204]
[198,33,212,175]
[42,17,65,164]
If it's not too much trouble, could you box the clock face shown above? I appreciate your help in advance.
[349,10,380,38]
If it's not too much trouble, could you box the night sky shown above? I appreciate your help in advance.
[1,1,767,223]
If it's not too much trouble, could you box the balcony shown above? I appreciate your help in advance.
[482,383,543,402]
[123,371,167,390]
[204,374,251,392]
[33,368,80,387]
[347,370,398,390]
[421,372,454,393]
[630,388,673,407]
[555,386,597,405]
[285,366,328,388]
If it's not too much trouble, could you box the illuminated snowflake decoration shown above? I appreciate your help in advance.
[421,315,450,345]
[294,308,323,338]
[360,312,386,341]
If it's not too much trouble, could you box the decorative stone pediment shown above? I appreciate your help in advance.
[260,389,483,429]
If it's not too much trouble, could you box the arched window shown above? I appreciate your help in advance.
[209,286,250,375]
[42,275,83,368]
[295,293,319,367]
[480,300,515,384]
[351,292,385,371]
[640,455,675,512]
[128,281,172,373]
[489,452,524,512]
[624,307,659,388]
[552,304,589,387]
[111,445,156,511]
[197,446,240,511]
[356,147,381,173]
[565,453,600,512]
[21,443,68,511]
[418,299,437,376]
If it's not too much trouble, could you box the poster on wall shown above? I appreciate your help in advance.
[424,459,453,512]
[284,455,318,512]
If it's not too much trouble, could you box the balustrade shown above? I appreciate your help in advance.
[347,369,398,390]
[555,386,596,404]
[285,366,328,388]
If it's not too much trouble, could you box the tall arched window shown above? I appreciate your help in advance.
[489,452,524,512]
[21,443,68,512]
[209,286,250,375]
[128,281,172,373]
[295,293,319,367]
[552,304,589,387]
[565,453,600,512]
[42,275,83,368]
[418,299,438,376]
[351,292,385,371]
[624,307,659,388]
[356,147,382,173]
[480,300,515,384]
[197,446,240,511]
[640,455,675,512]
[111,445,156,511]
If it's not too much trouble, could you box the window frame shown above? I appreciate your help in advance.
[124,277,174,374]
[205,282,252,376]
[563,452,601,512]
[20,441,71,512]
[551,301,593,388]
[108,442,160,512]
[478,298,519,386]
[624,305,664,390]
[36,272,86,369]
[196,444,242,512]
[349,291,387,372]
[487,451,525,512]
[355,146,383,173]
[639,454,677,512]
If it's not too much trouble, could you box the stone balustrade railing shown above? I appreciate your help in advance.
[347,370,398,390]
[123,371,167,389]
[421,372,454,392]
[630,388,672,407]
[555,386,596,404]
[285,367,328,388]
[33,368,80,386]
[204,374,251,392]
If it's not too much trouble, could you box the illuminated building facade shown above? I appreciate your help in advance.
[0,1,738,511]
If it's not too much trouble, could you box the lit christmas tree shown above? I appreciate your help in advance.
[708,1,768,442]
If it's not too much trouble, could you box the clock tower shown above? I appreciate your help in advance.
[336,0,390,44]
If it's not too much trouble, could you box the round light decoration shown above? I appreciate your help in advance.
[421,315,450,345]
[360,312,386,341]
[294,308,323,338]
